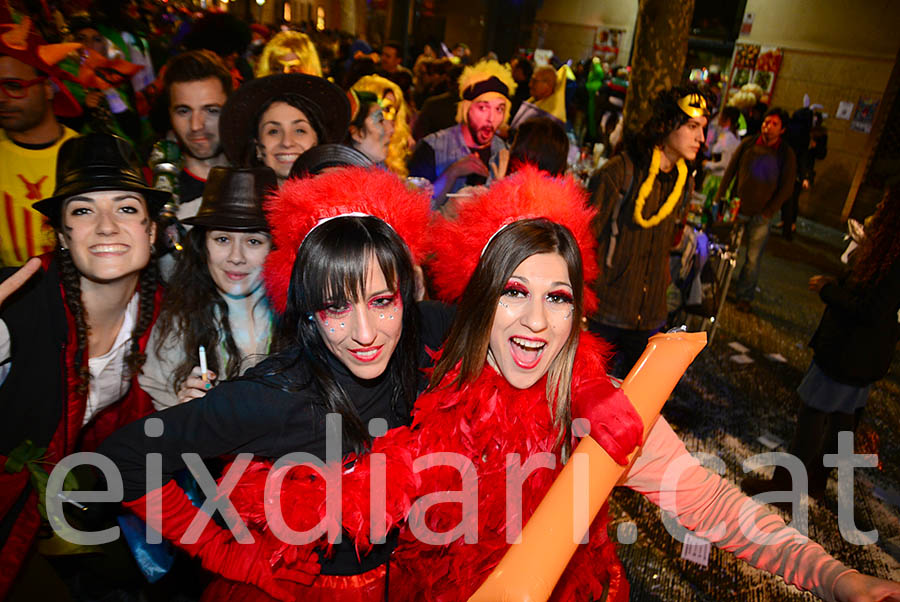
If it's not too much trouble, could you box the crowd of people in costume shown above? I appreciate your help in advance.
[1,2,898,601]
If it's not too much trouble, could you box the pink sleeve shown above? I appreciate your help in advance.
[622,417,856,602]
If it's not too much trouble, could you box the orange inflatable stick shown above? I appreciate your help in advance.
[468,331,707,602]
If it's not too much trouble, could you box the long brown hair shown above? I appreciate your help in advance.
[153,227,254,394]
[428,218,584,458]
[851,187,900,286]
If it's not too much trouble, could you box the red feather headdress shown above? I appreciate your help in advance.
[428,166,600,313]
[263,167,430,313]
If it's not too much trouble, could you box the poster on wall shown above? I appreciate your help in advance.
[533,48,553,67]
[724,43,783,107]
[731,43,759,85]
[740,12,755,35]
[850,97,879,133]
[835,100,855,120]
[752,47,782,98]
[593,28,623,64]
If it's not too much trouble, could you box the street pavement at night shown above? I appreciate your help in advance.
[611,218,900,600]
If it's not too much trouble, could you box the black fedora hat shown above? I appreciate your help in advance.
[181,166,277,231]
[289,144,373,178]
[219,73,351,166]
[33,133,170,225]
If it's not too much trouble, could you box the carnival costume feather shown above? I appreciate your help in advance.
[427,166,601,314]
[262,167,430,313]
[221,168,643,601]
[225,332,640,601]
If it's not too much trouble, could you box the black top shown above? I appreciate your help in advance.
[0,259,67,549]
[588,153,685,330]
[0,259,67,457]
[810,260,900,387]
[178,168,207,204]
[99,301,454,575]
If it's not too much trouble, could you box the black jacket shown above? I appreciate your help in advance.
[588,152,687,330]
[810,259,900,386]
[0,258,67,458]
[99,301,454,575]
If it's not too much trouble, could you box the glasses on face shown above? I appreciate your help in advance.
[0,77,47,99]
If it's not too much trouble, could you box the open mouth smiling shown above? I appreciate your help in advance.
[508,335,546,369]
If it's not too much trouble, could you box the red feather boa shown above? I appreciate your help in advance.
[225,333,641,601]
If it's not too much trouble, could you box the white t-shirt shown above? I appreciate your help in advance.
[83,293,139,425]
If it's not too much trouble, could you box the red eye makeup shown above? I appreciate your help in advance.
[502,281,529,296]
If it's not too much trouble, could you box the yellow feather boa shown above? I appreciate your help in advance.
[633,147,687,228]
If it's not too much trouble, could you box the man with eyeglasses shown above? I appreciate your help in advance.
[0,19,81,267]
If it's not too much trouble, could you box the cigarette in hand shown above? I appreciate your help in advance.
[57,492,86,510]
[199,345,208,384]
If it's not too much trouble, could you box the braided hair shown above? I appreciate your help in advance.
[55,229,159,396]
[127,248,159,375]
[57,248,91,395]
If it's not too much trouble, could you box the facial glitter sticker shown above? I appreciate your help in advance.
[340,322,345,328]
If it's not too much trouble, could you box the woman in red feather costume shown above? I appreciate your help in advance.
[370,167,642,601]
[218,166,900,601]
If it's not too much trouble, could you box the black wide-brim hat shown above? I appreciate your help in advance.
[220,73,351,166]
[289,144,373,178]
[33,133,170,225]
[182,166,277,231]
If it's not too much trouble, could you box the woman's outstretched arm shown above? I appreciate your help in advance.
[623,417,900,602]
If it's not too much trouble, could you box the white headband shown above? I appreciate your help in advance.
[299,211,396,248]
[480,215,537,257]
